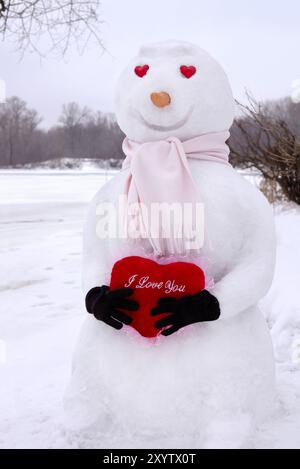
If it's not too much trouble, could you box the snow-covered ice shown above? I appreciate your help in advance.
[0,170,113,449]
[0,170,299,449]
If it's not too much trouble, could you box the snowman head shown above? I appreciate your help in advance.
[115,41,235,143]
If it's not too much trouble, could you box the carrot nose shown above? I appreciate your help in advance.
[150,92,171,108]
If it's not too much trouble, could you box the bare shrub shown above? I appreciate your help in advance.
[229,94,300,205]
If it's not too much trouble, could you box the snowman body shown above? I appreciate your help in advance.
[65,42,276,447]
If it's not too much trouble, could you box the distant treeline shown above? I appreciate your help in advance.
[0,97,125,167]
[0,95,299,204]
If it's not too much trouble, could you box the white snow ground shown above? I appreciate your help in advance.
[0,170,299,449]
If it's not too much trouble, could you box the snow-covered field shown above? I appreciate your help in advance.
[0,170,299,449]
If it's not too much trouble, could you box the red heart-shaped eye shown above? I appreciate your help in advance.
[180,65,197,79]
[134,65,149,78]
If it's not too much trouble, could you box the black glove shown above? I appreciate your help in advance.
[151,290,220,336]
[85,286,139,330]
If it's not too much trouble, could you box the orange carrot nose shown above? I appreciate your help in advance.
[150,92,171,108]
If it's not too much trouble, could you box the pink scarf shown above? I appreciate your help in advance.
[122,132,230,255]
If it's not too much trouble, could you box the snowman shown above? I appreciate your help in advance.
[65,41,276,448]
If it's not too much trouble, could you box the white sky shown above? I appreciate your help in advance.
[1,0,300,128]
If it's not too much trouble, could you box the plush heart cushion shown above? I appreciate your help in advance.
[110,256,205,338]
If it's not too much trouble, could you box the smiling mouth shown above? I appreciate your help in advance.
[137,107,194,132]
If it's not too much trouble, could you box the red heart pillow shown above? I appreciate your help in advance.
[110,256,205,338]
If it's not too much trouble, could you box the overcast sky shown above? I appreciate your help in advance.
[1,0,300,128]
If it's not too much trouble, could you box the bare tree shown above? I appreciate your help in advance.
[0,1,104,56]
[0,96,42,165]
[59,101,91,127]
[59,101,92,156]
